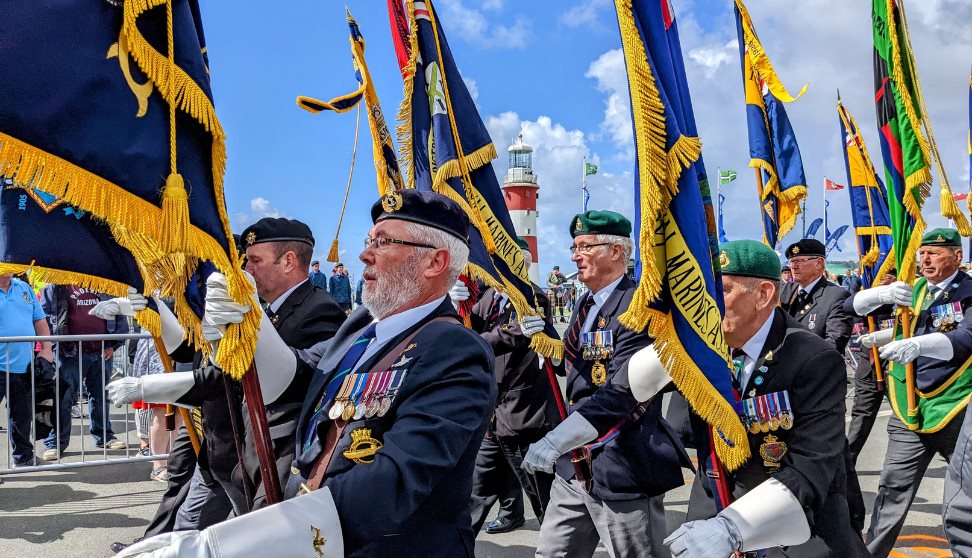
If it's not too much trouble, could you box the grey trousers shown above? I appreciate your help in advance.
[866,412,964,557]
[944,405,972,556]
[536,476,667,558]
[174,467,234,531]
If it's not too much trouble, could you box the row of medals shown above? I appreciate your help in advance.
[328,370,407,422]
[739,390,793,434]
[932,300,964,332]
[582,327,614,386]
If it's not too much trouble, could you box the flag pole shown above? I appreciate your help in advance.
[582,156,587,213]
[754,168,767,246]
[823,178,827,255]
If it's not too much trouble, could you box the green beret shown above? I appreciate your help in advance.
[516,236,530,250]
[921,228,961,247]
[570,210,632,238]
[719,240,781,281]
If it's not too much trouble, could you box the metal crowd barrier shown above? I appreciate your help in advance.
[0,332,174,475]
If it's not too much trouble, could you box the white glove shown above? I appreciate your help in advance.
[117,486,344,558]
[623,345,671,402]
[203,272,252,340]
[879,332,953,363]
[664,515,741,557]
[522,412,598,474]
[449,281,470,305]
[520,315,545,337]
[153,296,186,354]
[852,281,913,315]
[860,328,895,349]
[107,373,196,408]
[88,287,148,319]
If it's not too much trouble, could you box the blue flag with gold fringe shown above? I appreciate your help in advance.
[0,0,254,377]
[613,0,748,470]
[734,0,808,248]
[397,0,561,358]
[837,99,893,288]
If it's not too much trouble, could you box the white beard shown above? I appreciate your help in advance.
[362,252,424,319]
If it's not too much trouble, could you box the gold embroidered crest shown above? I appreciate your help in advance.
[719,250,729,268]
[343,428,383,464]
[310,525,326,557]
[245,231,257,246]
[381,191,403,213]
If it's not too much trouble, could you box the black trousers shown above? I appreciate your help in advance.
[845,354,885,534]
[469,433,553,533]
[143,427,197,537]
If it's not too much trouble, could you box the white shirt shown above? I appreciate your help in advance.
[582,274,625,333]
[353,296,446,373]
[268,279,308,314]
[735,311,776,394]
[797,275,824,297]
[928,271,960,303]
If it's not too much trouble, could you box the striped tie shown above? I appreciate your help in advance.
[921,285,941,312]
[563,295,595,370]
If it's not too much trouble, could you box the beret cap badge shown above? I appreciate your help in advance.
[719,251,730,269]
[791,246,799,255]
[381,191,403,214]
[245,231,257,247]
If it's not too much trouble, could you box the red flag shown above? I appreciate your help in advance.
[825,178,845,191]
[954,192,969,202]
[386,0,411,76]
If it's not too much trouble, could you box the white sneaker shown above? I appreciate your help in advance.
[42,448,60,461]
[71,404,86,418]
[102,438,127,450]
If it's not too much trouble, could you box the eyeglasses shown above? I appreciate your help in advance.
[787,256,822,266]
[569,243,611,255]
[364,236,436,251]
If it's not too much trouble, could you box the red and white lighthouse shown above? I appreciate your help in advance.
[502,133,540,284]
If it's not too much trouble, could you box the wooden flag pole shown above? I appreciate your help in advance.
[900,309,918,415]
[866,316,885,391]
[241,362,282,505]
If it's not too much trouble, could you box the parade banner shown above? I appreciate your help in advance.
[805,217,823,240]
[297,10,403,198]
[0,0,254,378]
[613,0,748,470]
[397,0,562,358]
[826,224,849,254]
[734,0,808,248]
[837,99,893,288]
[718,194,728,243]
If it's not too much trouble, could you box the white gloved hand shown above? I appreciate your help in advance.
[153,296,186,354]
[449,280,470,304]
[879,332,953,363]
[624,345,671,402]
[106,377,143,407]
[664,515,741,557]
[203,272,252,340]
[860,328,895,349]
[88,287,148,319]
[116,531,207,558]
[520,315,545,338]
[853,281,913,315]
[522,412,598,474]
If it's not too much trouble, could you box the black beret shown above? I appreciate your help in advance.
[371,190,470,246]
[570,210,632,238]
[241,218,314,249]
[784,238,825,259]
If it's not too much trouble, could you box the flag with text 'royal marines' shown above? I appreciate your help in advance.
[397,0,562,358]
[0,0,253,377]
[613,0,749,471]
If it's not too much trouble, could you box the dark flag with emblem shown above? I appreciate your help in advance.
[0,0,254,377]
[613,0,749,471]
[397,0,561,358]
[734,0,808,248]
[836,98,893,288]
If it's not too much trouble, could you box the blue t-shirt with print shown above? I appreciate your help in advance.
[0,278,46,373]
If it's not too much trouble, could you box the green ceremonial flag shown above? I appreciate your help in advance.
[585,162,598,176]
[719,170,738,185]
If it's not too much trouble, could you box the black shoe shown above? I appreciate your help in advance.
[484,517,525,534]
[111,537,142,554]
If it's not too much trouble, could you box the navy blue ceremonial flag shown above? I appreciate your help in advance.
[718,193,729,243]
[398,0,561,358]
[734,0,808,248]
[613,0,748,470]
[0,0,254,377]
[837,99,893,288]
[805,217,824,239]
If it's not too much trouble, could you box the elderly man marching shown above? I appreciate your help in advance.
[664,240,869,557]
[847,228,972,557]
[119,189,496,558]
[526,210,690,558]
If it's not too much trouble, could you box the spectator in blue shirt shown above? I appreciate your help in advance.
[327,263,352,313]
[0,273,54,466]
[354,275,364,307]
[309,260,327,291]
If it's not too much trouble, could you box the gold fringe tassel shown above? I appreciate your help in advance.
[327,239,340,264]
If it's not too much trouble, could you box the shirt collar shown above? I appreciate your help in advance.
[591,274,625,310]
[268,279,307,314]
[932,271,960,292]
[372,296,446,347]
[739,311,776,361]
[799,275,823,295]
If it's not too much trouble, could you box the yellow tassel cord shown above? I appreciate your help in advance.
[330,103,362,265]
[614,0,749,470]
[158,0,191,254]
[395,0,422,190]
[893,1,970,234]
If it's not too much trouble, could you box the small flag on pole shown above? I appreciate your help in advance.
[719,170,737,184]
[824,178,845,191]
[585,162,599,176]
[583,186,591,212]
[954,192,969,202]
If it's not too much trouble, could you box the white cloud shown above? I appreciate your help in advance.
[688,40,737,79]
[584,49,634,159]
[485,112,634,272]
[437,0,531,49]
[233,196,287,228]
[560,0,611,29]
[461,71,479,104]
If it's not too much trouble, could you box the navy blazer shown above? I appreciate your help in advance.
[289,298,495,558]
[556,274,689,501]
[780,278,852,354]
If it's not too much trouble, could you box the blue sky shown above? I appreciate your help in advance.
[199,0,972,280]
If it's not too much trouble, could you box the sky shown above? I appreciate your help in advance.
[198,0,972,281]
